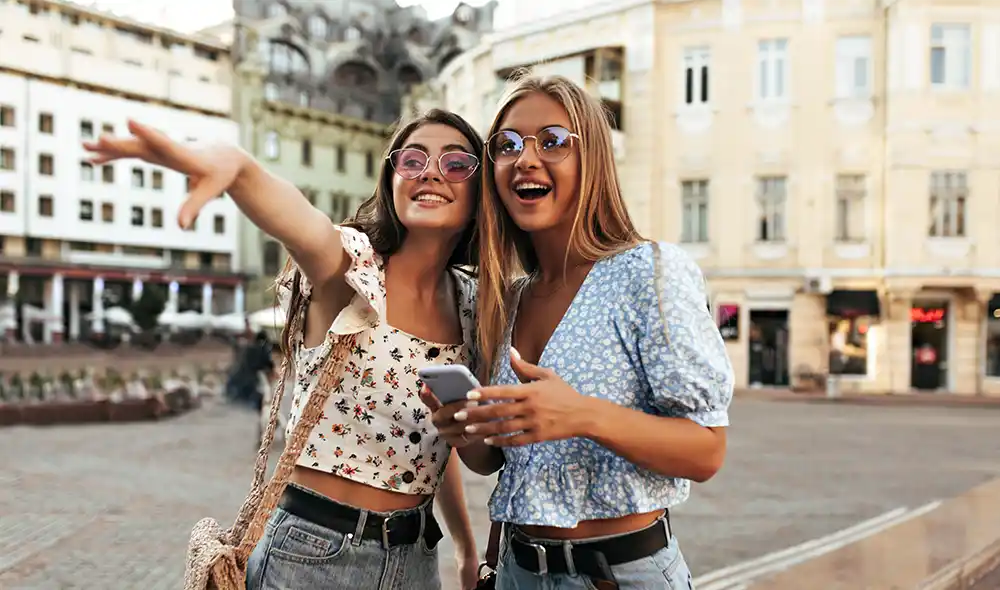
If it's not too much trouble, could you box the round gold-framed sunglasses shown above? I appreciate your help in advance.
[486,126,580,165]
[386,148,480,183]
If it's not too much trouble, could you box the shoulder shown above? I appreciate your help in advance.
[608,242,708,312]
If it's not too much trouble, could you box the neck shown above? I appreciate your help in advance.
[529,221,587,283]
[388,231,456,295]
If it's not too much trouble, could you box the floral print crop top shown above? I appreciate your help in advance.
[276,225,477,495]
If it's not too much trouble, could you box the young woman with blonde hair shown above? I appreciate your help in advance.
[424,74,735,589]
[85,110,486,589]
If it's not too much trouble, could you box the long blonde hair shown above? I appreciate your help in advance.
[476,72,643,380]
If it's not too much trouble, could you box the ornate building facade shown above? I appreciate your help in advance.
[416,0,1000,397]
[230,0,495,311]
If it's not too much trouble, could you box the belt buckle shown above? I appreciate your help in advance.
[381,513,399,549]
[525,541,548,576]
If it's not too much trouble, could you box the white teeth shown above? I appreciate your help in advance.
[514,182,550,191]
[415,193,448,203]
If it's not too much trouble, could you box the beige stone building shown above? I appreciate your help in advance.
[413,0,1000,396]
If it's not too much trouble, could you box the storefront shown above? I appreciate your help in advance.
[826,289,881,382]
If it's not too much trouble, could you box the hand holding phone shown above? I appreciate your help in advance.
[417,364,480,405]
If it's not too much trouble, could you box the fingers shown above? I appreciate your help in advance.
[178,176,228,229]
[463,417,532,438]
[418,385,442,412]
[484,432,537,448]
[127,119,204,175]
[509,347,554,383]
[454,400,525,424]
[82,136,155,166]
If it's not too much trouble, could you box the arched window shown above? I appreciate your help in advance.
[268,40,309,75]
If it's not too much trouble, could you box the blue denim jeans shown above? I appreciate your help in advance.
[495,518,693,590]
[245,498,441,590]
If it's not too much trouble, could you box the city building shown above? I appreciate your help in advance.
[0,0,242,344]
[230,0,495,311]
[414,0,1000,396]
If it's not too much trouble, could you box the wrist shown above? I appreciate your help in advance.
[576,396,610,441]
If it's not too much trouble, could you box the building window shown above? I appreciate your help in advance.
[263,241,282,275]
[102,165,114,183]
[101,202,114,222]
[302,139,312,167]
[102,123,114,135]
[264,82,279,101]
[928,171,967,237]
[986,298,1000,377]
[38,112,54,134]
[80,161,94,181]
[930,24,971,89]
[336,145,346,172]
[131,206,144,226]
[267,3,286,18]
[264,131,280,160]
[757,39,789,100]
[680,180,709,243]
[79,199,94,221]
[80,119,94,139]
[0,190,14,213]
[835,36,872,98]
[365,151,375,177]
[299,91,310,108]
[38,153,54,176]
[38,194,53,217]
[682,47,710,105]
[131,167,144,188]
[756,176,786,242]
[308,15,327,39]
[0,148,14,171]
[345,26,361,42]
[151,207,163,228]
[829,315,871,376]
[0,105,14,127]
[213,214,225,234]
[152,170,163,190]
[835,174,866,242]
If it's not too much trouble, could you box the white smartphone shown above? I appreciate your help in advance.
[418,364,481,405]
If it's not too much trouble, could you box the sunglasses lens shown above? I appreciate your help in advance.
[488,131,523,162]
[392,149,427,179]
[440,152,479,182]
[537,127,573,162]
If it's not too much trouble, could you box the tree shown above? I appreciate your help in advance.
[130,285,166,333]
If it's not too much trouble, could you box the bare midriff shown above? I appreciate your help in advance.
[517,510,664,541]
[290,466,429,512]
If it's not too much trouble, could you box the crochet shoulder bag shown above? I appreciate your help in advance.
[182,272,355,589]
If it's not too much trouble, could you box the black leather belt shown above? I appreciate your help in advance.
[508,513,672,579]
[278,485,443,549]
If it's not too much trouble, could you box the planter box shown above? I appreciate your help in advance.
[107,398,161,423]
[0,404,22,426]
[20,400,110,425]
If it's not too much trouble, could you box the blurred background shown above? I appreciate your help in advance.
[1,0,999,589]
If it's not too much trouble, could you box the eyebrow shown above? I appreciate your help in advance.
[402,142,472,153]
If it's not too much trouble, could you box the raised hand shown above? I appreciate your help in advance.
[82,119,245,229]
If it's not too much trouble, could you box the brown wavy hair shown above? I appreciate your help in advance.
[476,73,643,380]
[276,109,484,358]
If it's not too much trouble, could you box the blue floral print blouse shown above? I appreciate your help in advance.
[487,242,735,528]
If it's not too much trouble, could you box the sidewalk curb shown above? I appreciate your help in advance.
[917,536,1000,590]
[737,389,1000,409]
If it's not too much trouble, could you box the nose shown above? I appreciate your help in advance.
[514,137,541,170]
[420,158,443,182]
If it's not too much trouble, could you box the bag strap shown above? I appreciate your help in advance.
[483,521,503,569]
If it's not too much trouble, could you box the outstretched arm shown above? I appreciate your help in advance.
[83,120,348,289]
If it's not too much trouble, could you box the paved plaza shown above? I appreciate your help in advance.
[0,398,999,589]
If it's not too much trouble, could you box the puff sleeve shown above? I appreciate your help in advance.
[274,225,386,343]
[638,242,734,427]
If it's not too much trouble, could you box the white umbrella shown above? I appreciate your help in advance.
[103,306,135,327]
[210,312,247,333]
[247,306,285,331]
[158,310,209,330]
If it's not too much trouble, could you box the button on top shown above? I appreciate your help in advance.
[408,431,421,444]
[428,347,440,359]
[402,471,415,484]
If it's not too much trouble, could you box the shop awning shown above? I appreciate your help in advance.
[826,289,881,317]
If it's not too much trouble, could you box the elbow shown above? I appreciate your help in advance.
[688,431,727,483]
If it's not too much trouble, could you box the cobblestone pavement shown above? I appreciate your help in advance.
[1,399,998,589]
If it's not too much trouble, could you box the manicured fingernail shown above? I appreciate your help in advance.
[484,437,495,446]
[464,425,478,434]
[454,411,468,421]
[466,390,481,400]
[510,347,521,360]
[465,401,479,408]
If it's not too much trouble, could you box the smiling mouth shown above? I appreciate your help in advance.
[513,182,552,200]
[412,193,450,204]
